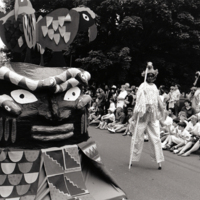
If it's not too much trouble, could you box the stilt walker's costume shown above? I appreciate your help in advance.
[130,62,165,164]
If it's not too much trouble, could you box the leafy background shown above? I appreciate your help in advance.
[2,0,200,91]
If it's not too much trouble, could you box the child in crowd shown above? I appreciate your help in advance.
[88,102,98,121]
[108,107,133,133]
[107,107,126,132]
[166,121,191,151]
[162,118,179,149]
[176,115,200,156]
[89,107,104,125]
[96,108,115,129]
[160,110,173,142]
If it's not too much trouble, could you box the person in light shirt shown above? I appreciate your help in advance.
[160,110,173,142]
[116,85,127,109]
[177,115,200,156]
[167,122,191,152]
[161,117,180,149]
[130,62,164,170]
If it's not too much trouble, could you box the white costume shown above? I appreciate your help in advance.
[130,82,165,163]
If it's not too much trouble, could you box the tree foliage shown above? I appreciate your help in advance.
[3,0,200,90]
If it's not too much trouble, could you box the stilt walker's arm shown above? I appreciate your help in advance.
[128,65,149,169]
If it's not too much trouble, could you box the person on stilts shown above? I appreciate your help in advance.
[129,62,165,170]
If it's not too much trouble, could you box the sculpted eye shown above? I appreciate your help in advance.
[64,87,81,101]
[11,89,38,104]
[81,74,86,80]
[82,13,90,21]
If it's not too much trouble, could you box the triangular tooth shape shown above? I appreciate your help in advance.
[58,16,65,27]
[52,20,59,31]
[64,32,71,43]
[54,34,60,45]
[41,26,48,37]
[48,29,54,40]
[65,14,71,22]
[59,26,66,37]
[46,16,53,27]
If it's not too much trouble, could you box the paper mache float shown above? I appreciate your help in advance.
[0,1,127,200]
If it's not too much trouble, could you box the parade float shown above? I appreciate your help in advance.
[0,1,127,199]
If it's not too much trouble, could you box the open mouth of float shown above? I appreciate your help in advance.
[31,123,74,141]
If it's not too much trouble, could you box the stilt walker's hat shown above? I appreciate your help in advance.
[141,62,158,77]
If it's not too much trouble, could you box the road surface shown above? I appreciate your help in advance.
[88,126,200,200]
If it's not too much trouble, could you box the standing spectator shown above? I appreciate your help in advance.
[159,85,169,109]
[90,82,97,97]
[104,85,110,113]
[174,84,181,116]
[187,87,198,113]
[124,87,134,113]
[108,85,118,103]
[181,100,195,119]
[108,98,116,112]
[116,85,127,109]
[131,86,137,107]
[168,86,180,116]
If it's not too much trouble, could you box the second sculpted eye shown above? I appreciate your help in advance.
[11,89,38,104]
[64,87,81,101]
[82,13,90,21]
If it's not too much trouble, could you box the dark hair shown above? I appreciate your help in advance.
[173,118,179,124]
[178,121,187,128]
[110,98,115,102]
[184,99,192,106]
[127,107,133,112]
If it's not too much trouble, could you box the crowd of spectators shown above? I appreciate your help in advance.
[85,83,200,158]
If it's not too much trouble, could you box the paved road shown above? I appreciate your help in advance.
[88,126,200,200]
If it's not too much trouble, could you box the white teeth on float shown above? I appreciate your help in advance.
[65,14,71,22]
[64,32,71,43]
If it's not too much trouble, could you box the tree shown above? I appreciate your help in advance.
[2,0,200,91]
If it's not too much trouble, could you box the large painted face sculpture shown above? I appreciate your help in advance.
[0,63,91,149]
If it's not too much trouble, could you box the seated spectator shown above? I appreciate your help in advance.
[176,115,200,156]
[168,108,176,119]
[161,117,180,148]
[96,88,106,114]
[88,102,98,121]
[165,121,191,151]
[96,108,115,129]
[181,100,195,119]
[120,108,135,136]
[108,107,133,134]
[89,108,104,125]
[178,111,188,125]
[160,110,173,142]
[107,107,126,131]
